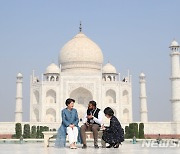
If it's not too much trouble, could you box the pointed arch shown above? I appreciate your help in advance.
[105,89,116,103]
[50,76,55,81]
[46,108,56,122]
[123,90,129,104]
[33,90,39,104]
[46,89,56,104]
[107,76,112,81]
[70,87,93,120]
[123,108,129,122]
[33,108,39,122]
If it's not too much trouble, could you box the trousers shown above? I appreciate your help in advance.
[67,126,78,144]
[80,124,100,145]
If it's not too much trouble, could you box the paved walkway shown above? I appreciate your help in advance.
[0,142,180,154]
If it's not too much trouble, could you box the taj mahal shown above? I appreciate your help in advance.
[0,26,180,138]
[28,29,133,124]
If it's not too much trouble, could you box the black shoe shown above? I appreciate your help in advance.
[113,143,119,148]
[94,145,99,149]
[106,144,114,148]
[82,144,87,149]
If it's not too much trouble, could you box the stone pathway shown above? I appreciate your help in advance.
[0,141,180,154]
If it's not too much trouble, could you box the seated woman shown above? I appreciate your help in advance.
[102,107,123,148]
[55,98,79,149]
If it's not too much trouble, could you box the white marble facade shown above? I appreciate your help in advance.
[29,31,133,124]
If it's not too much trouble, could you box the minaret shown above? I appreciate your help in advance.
[15,73,23,122]
[139,72,148,122]
[169,40,180,122]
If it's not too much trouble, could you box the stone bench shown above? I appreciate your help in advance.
[42,130,105,148]
[42,131,57,147]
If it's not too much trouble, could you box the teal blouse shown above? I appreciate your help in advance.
[62,108,79,127]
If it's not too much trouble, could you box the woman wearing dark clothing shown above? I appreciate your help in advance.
[102,107,123,148]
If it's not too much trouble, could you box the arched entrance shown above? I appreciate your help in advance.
[46,108,56,122]
[123,108,129,122]
[105,89,116,104]
[70,87,93,120]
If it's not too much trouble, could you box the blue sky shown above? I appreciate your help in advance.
[0,0,180,122]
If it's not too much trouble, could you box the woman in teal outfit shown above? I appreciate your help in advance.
[55,98,80,149]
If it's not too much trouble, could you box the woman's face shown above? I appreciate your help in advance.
[105,114,111,119]
[68,101,74,109]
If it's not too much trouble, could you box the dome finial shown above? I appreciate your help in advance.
[79,21,82,32]
[170,39,179,47]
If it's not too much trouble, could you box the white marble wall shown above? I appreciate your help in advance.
[30,71,133,124]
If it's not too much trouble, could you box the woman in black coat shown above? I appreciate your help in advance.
[102,107,124,148]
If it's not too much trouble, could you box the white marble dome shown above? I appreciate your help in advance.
[59,32,103,72]
[170,40,179,47]
[45,63,59,74]
[102,62,117,74]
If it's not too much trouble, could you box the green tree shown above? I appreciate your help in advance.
[31,125,37,138]
[12,134,17,139]
[23,124,30,138]
[129,123,138,138]
[125,126,129,138]
[39,126,44,138]
[43,126,49,132]
[15,123,22,139]
[36,126,40,138]
[52,128,56,131]
[139,123,145,139]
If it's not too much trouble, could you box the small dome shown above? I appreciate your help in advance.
[102,62,117,74]
[170,40,179,47]
[45,63,59,74]
[140,72,145,77]
[59,32,103,72]
[17,73,23,78]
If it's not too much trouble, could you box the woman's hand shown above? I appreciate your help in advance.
[69,124,74,128]
[101,124,106,130]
